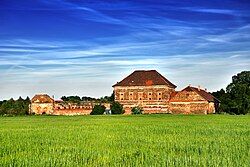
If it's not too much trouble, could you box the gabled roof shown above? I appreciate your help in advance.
[182,86,219,102]
[31,94,54,103]
[113,70,176,88]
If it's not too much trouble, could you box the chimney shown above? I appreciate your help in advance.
[205,88,207,92]
[198,85,201,91]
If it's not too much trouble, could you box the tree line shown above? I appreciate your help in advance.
[0,97,30,116]
[61,92,114,104]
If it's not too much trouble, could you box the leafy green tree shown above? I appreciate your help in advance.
[212,89,231,113]
[90,105,106,115]
[61,96,81,103]
[213,71,250,115]
[226,71,250,114]
[131,106,143,114]
[111,102,124,114]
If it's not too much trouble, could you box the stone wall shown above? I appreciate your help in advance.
[113,85,216,115]
[208,102,216,114]
[53,108,92,115]
[30,101,111,115]
[169,90,216,114]
[30,103,54,114]
[169,102,215,114]
[170,90,205,102]
[114,85,174,114]
[53,102,93,115]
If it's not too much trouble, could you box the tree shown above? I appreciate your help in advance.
[61,96,81,103]
[131,106,143,114]
[82,96,96,101]
[213,71,250,115]
[90,104,106,115]
[98,92,115,103]
[226,71,250,114]
[111,102,124,114]
[212,89,231,113]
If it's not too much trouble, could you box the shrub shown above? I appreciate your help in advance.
[131,106,143,114]
[111,102,124,114]
[90,105,106,115]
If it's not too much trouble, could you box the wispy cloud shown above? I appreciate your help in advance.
[0,0,250,99]
[39,0,127,25]
[182,7,246,16]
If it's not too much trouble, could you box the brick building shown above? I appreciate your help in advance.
[30,94,54,114]
[169,86,219,114]
[113,70,177,114]
[30,94,110,115]
[113,70,219,114]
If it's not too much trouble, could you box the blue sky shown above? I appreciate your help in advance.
[0,0,250,100]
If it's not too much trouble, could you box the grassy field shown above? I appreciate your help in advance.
[0,115,249,166]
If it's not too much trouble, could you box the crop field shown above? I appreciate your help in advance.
[0,115,249,166]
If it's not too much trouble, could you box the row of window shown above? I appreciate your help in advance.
[118,92,163,101]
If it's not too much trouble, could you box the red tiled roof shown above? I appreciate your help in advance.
[113,70,176,88]
[31,94,54,103]
[182,86,219,102]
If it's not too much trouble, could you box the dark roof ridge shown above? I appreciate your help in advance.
[113,70,176,88]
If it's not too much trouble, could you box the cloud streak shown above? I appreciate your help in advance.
[0,0,250,100]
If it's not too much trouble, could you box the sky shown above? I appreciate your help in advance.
[0,0,250,100]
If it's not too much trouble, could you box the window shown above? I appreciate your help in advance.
[120,93,124,100]
[148,92,152,100]
[129,92,133,100]
[138,92,143,101]
[158,92,162,100]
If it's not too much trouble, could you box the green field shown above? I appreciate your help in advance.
[0,115,249,166]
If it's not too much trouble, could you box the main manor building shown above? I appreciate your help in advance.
[113,70,219,114]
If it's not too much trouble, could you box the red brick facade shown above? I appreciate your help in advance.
[113,70,219,114]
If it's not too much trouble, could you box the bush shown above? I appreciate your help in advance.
[111,102,124,114]
[131,106,143,114]
[90,105,106,115]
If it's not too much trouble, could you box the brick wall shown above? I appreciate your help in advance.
[114,85,174,114]
[30,103,54,114]
[53,108,92,115]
